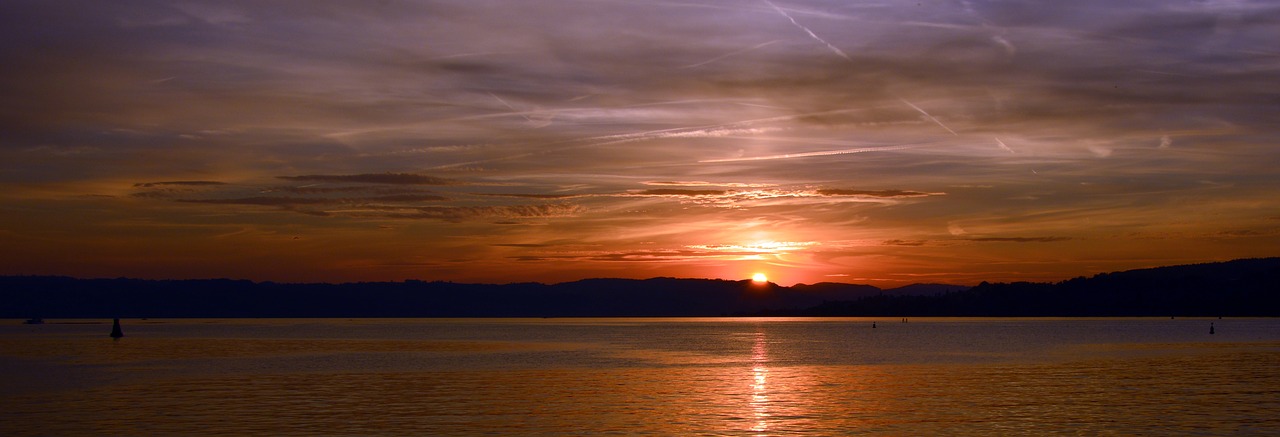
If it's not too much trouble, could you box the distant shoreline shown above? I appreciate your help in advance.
[3,258,1277,318]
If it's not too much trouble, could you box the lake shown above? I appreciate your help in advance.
[2,317,1278,435]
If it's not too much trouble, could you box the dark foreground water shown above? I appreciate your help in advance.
[2,317,1278,435]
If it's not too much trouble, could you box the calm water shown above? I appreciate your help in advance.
[2,317,1278,435]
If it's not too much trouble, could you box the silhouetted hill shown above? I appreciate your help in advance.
[881,283,968,296]
[0,276,885,318]
[798,258,1280,317]
[2,258,1276,318]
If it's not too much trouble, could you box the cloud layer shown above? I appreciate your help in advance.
[2,0,1277,285]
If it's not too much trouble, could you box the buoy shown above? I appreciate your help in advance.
[110,318,124,339]
[872,322,877,329]
[1209,323,1215,335]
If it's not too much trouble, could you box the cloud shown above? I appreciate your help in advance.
[179,197,332,206]
[688,240,818,253]
[815,189,938,198]
[3,1,1278,285]
[644,181,776,188]
[632,189,728,196]
[176,194,447,206]
[278,173,459,185]
[131,180,231,199]
[1214,228,1280,238]
[133,181,226,188]
[171,3,251,25]
[699,144,916,163]
[477,193,588,199]
[374,204,584,222]
[966,237,1073,243]
[362,194,451,202]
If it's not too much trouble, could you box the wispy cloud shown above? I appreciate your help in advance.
[699,144,915,163]
[374,204,584,222]
[966,236,1073,243]
[644,181,777,188]
[632,189,727,196]
[477,193,587,199]
[3,0,1277,285]
[815,189,939,198]
[278,174,459,185]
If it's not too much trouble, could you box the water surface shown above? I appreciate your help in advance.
[2,317,1277,435]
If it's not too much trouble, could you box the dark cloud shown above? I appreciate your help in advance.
[177,194,446,206]
[376,204,583,222]
[278,173,458,185]
[478,193,585,199]
[133,181,226,188]
[883,239,927,246]
[1215,229,1280,238]
[364,194,450,202]
[179,197,333,206]
[585,250,708,262]
[268,186,379,194]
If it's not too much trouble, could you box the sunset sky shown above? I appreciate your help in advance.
[2,0,1277,286]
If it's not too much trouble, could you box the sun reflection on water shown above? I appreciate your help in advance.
[750,329,770,434]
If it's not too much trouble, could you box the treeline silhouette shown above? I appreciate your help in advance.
[2,258,1276,318]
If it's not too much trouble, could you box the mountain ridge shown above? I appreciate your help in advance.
[2,258,1277,317]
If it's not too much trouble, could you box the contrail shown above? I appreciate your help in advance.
[761,0,851,62]
[699,144,915,163]
[994,137,1015,153]
[680,40,782,69]
[898,97,958,135]
[960,0,1016,57]
[489,92,535,123]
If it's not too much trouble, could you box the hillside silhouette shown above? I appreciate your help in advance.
[2,258,1276,318]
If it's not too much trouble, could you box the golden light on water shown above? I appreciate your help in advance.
[751,330,770,434]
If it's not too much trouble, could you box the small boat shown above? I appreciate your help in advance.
[23,317,44,325]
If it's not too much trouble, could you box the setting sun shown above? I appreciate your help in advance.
[752,273,768,283]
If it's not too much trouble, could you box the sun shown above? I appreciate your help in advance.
[751,273,768,283]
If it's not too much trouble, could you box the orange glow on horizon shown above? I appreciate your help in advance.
[752,273,768,283]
